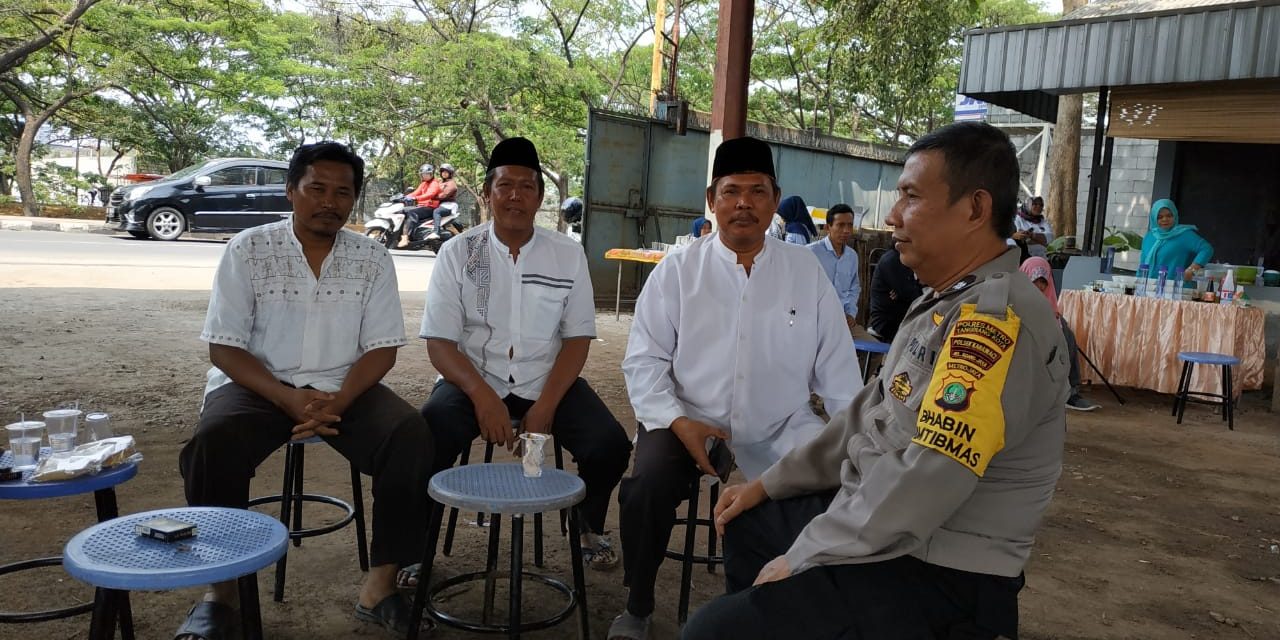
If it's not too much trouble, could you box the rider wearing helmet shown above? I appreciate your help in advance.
[427,163,460,241]
[400,163,441,248]
[560,197,584,242]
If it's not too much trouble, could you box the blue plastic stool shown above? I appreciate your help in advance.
[1174,352,1240,430]
[246,435,367,602]
[409,463,589,640]
[853,338,891,382]
[63,507,288,640]
[0,452,136,630]
[443,421,567,569]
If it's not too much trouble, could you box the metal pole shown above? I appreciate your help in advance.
[1082,86,1110,255]
[1035,124,1050,196]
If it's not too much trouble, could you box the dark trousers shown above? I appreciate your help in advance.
[420,377,631,535]
[684,493,1024,640]
[179,382,434,568]
[617,426,705,617]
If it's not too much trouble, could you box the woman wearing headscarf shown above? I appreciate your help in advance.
[775,195,818,245]
[1020,256,1101,412]
[1139,198,1213,281]
[1013,196,1053,258]
[690,217,712,238]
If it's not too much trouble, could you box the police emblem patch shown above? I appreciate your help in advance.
[934,374,975,411]
[890,371,913,402]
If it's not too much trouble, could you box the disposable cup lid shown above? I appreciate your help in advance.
[86,412,110,421]
[5,421,45,431]
[43,409,83,419]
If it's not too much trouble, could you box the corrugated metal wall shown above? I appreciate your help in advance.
[582,110,903,304]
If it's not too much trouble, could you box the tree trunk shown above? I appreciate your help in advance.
[16,116,40,217]
[1047,0,1087,242]
[1047,94,1083,241]
[548,170,569,233]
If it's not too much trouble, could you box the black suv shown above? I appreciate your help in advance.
[106,158,292,240]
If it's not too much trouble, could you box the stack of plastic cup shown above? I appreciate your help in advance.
[43,409,82,454]
[84,412,113,442]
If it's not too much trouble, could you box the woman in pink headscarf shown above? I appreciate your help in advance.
[1020,257,1101,412]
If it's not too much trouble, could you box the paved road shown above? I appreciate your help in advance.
[0,230,437,291]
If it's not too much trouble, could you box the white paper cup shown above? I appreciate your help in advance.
[520,433,549,478]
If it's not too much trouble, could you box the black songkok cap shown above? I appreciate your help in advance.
[487,137,542,174]
[711,136,775,180]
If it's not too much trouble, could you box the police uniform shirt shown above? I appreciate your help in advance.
[759,248,1069,577]
[623,233,863,479]
[420,222,596,400]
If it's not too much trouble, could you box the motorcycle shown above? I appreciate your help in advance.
[364,195,466,253]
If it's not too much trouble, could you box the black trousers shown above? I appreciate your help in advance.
[179,382,434,568]
[684,493,1024,640]
[420,377,631,535]
[617,426,705,617]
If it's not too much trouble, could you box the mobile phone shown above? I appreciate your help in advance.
[707,439,735,483]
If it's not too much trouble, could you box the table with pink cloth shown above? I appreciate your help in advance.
[1058,290,1266,399]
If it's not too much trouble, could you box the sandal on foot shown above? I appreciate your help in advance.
[607,612,651,640]
[355,592,434,636]
[582,536,620,571]
[173,601,238,640]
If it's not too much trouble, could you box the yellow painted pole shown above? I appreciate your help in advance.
[649,0,667,116]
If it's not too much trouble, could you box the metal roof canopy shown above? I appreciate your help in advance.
[959,0,1280,121]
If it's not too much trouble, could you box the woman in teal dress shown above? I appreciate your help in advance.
[1139,198,1213,281]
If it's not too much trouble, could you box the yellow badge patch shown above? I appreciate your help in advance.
[932,312,944,327]
[890,371,913,403]
[913,303,1019,476]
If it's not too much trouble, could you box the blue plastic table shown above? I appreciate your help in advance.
[63,506,288,640]
[1174,351,1242,430]
[0,450,137,629]
[853,338,892,381]
[409,463,589,640]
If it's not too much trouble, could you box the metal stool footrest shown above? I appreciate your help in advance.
[664,518,724,566]
[246,493,357,540]
[425,570,578,633]
[0,556,95,623]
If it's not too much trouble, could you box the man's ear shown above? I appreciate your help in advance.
[969,189,994,230]
[705,186,716,212]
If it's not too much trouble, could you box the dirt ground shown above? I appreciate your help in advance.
[3,283,1280,640]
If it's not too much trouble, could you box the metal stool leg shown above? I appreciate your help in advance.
[443,444,472,556]
[273,444,297,602]
[408,502,445,640]
[677,479,701,625]
[555,442,568,537]
[707,482,720,574]
[482,513,502,625]
[1173,361,1191,418]
[477,443,495,528]
[87,588,119,640]
[534,512,545,568]
[509,514,524,640]
[1225,365,1235,430]
[566,505,590,640]
[291,444,305,547]
[1176,362,1193,424]
[239,573,264,640]
[350,463,369,571]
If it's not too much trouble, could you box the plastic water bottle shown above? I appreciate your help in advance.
[1166,265,1182,300]
[1136,264,1150,297]
[1155,266,1169,298]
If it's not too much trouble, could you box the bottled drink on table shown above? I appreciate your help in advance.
[1135,264,1150,297]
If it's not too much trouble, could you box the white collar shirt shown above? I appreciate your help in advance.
[420,223,596,400]
[200,220,407,398]
[623,234,863,479]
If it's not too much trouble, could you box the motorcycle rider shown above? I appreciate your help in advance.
[400,163,441,248]
[426,163,459,241]
[561,196,584,243]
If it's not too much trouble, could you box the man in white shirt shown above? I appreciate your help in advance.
[608,136,861,639]
[177,142,434,639]
[419,137,631,572]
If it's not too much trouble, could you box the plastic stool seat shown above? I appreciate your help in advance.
[64,507,288,590]
[853,339,891,354]
[429,464,585,515]
[1178,352,1240,367]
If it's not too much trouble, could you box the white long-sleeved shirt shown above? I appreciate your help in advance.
[623,233,863,479]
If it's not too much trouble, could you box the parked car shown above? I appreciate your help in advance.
[106,158,292,240]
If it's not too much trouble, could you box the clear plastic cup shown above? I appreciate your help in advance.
[43,409,82,454]
[5,421,45,470]
[519,433,549,478]
[84,412,113,442]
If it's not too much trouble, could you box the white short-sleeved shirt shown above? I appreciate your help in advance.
[1014,216,1054,258]
[200,220,407,398]
[420,222,596,401]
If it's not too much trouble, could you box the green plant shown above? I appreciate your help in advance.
[1102,226,1143,252]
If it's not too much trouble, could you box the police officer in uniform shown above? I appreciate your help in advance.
[683,122,1070,640]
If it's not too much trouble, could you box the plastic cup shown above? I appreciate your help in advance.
[85,412,113,442]
[5,421,45,470]
[43,409,82,454]
[520,433,549,478]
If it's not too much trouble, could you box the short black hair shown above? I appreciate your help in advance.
[287,141,364,195]
[827,203,855,223]
[483,167,545,197]
[906,122,1018,239]
[1032,196,1044,206]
